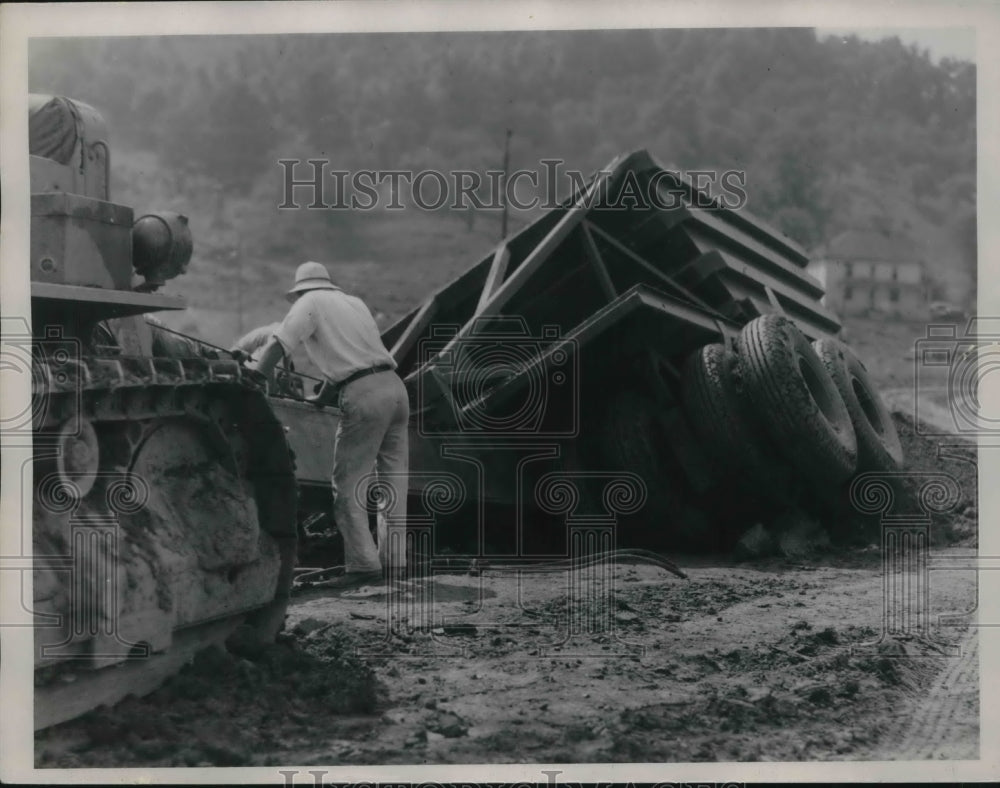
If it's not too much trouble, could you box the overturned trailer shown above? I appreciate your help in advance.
[369,149,902,556]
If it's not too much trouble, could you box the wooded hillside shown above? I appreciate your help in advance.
[29,29,975,345]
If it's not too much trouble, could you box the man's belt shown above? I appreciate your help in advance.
[308,364,394,406]
[335,363,395,391]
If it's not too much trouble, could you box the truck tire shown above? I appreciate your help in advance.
[813,337,904,473]
[680,342,794,504]
[596,387,683,539]
[736,315,857,488]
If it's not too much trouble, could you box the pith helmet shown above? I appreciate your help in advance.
[286,261,337,302]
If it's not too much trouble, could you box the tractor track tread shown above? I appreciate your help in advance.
[31,352,299,730]
[32,354,268,430]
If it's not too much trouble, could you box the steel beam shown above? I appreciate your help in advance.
[390,295,439,366]
[581,223,618,302]
[475,243,512,314]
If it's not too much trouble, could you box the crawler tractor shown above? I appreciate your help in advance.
[26,95,298,729]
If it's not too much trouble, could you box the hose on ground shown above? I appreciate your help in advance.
[292,547,686,592]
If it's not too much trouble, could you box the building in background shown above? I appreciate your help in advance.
[807,229,927,320]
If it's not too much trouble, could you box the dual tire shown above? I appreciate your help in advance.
[680,342,794,504]
[736,314,858,488]
[812,337,903,474]
[682,314,902,505]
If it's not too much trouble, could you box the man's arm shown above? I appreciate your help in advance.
[252,337,287,384]
[231,322,281,358]
[254,293,314,384]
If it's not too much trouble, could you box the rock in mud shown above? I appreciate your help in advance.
[190,643,234,675]
[426,711,468,738]
[772,509,830,558]
[226,623,270,661]
[734,523,774,559]
[292,617,328,636]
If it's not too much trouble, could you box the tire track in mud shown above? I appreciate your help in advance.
[888,630,979,760]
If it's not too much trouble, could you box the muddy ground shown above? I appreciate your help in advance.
[35,552,979,766]
[35,410,980,767]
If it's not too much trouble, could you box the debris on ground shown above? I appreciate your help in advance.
[37,549,978,765]
[36,627,381,768]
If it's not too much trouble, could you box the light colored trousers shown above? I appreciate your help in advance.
[333,370,409,574]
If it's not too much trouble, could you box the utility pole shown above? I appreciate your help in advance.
[231,201,244,338]
[216,184,244,338]
[235,231,244,336]
[500,128,513,241]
